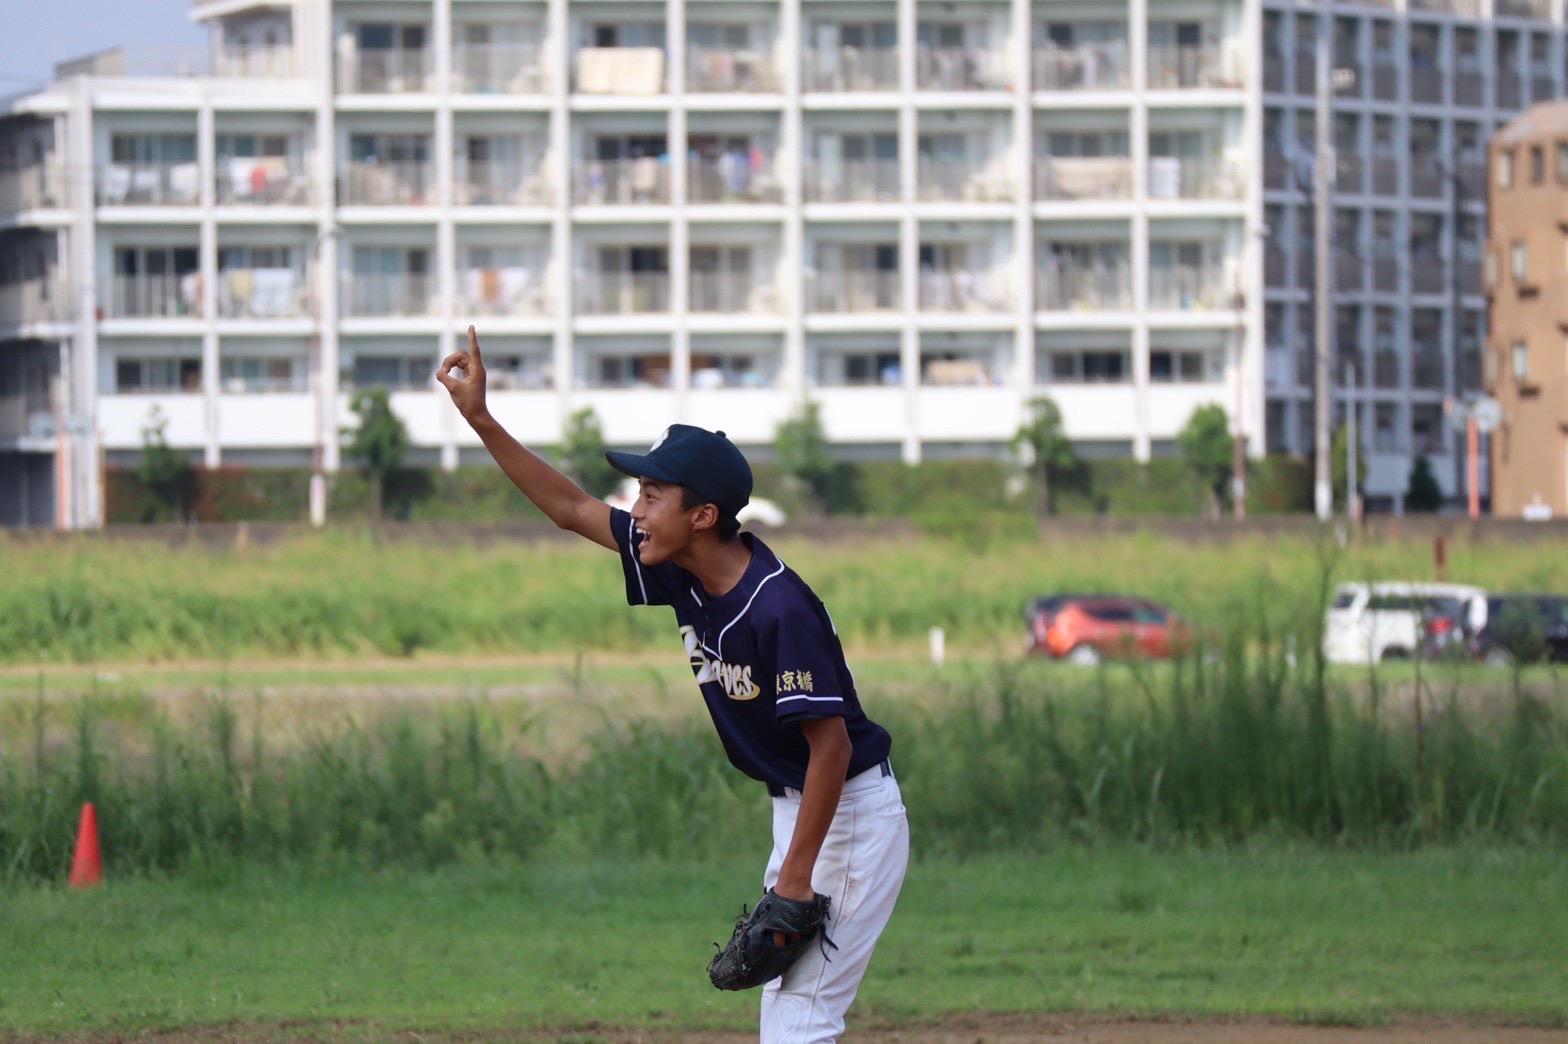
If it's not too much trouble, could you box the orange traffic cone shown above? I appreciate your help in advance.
[69,802,103,889]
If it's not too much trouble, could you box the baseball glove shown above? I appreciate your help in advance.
[707,888,836,991]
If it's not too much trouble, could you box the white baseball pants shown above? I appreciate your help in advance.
[759,764,910,1043]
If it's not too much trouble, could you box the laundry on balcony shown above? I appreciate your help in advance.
[1043,157,1130,199]
[225,157,293,201]
[1147,157,1182,198]
[462,266,535,313]
[924,359,991,386]
[576,47,664,94]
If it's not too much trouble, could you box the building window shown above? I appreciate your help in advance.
[1512,241,1528,282]
[1485,248,1496,288]
[1557,142,1568,185]
[1149,350,1207,383]
[1498,150,1514,187]
[1513,341,1530,382]
[1531,145,1545,184]
[1050,350,1129,383]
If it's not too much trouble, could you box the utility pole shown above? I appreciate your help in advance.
[1312,13,1334,521]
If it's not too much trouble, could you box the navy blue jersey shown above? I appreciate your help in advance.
[609,507,892,790]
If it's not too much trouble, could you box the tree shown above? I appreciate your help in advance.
[137,405,192,522]
[1012,396,1077,516]
[342,387,409,519]
[561,406,621,499]
[774,399,835,512]
[1176,403,1234,519]
[1329,422,1368,514]
[1405,454,1444,513]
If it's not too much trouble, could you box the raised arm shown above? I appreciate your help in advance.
[436,326,615,550]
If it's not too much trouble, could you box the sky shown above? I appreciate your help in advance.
[0,0,207,94]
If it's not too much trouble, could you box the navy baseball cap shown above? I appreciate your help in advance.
[606,424,753,520]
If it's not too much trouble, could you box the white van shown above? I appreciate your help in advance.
[1323,582,1487,665]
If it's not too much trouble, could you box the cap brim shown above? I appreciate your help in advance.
[605,450,681,485]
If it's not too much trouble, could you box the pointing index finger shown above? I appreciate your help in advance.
[467,325,483,365]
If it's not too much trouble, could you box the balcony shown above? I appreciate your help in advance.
[803,158,899,204]
[1031,41,1128,91]
[690,269,779,314]
[802,46,898,92]
[918,268,1009,312]
[1147,157,1244,201]
[574,47,666,94]
[216,268,307,319]
[1336,153,1366,195]
[338,48,432,94]
[1372,159,1399,197]
[107,273,204,319]
[1265,246,1287,285]
[457,266,550,317]
[1495,0,1551,16]
[1410,0,1483,13]
[0,276,70,324]
[573,158,671,206]
[215,157,311,206]
[341,161,435,205]
[1410,255,1444,295]
[0,163,65,212]
[576,271,671,315]
[213,46,294,78]
[1454,69,1483,108]
[1148,263,1230,311]
[1336,254,1363,293]
[1035,262,1131,311]
[452,43,546,94]
[96,163,201,206]
[1409,161,1444,200]
[1035,156,1132,201]
[1371,64,1398,102]
[807,270,900,312]
[688,46,779,92]
[688,155,782,204]
[341,272,436,318]
[916,46,1008,91]
[454,158,549,206]
[1147,45,1238,90]
[1264,153,1291,191]
[1496,76,1524,110]
[917,157,1012,203]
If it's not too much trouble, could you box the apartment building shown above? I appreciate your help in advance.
[0,0,1265,527]
[1484,101,1568,519]
[1260,0,1565,512]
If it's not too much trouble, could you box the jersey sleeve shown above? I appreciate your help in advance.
[608,506,680,607]
[762,600,849,722]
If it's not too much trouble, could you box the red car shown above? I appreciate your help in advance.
[1027,595,1188,665]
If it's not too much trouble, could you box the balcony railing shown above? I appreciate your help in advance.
[215,157,310,205]
[917,157,1012,202]
[108,273,204,318]
[1264,153,1291,191]
[340,161,436,205]
[916,45,1008,91]
[1147,157,1244,200]
[1410,0,1483,14]
[1035,156,1133,201]
[454,159,549,205]
[338,47,432,93]
[1454,69,1483,107]
[452,43,546,94]
[802,46,898,91]
[96,163,201,206]
[919,268,1009,311]
[806,270,900,312]
[1410,66,1443,105]
[576,271,671,315]
[1148,264,1230,310]
[690,269,779,313]
[1410,163,1444,199]
[457,266,550,317]
[1372,158,1399,196]
[0,277,71,323]
[217,268,307,319]
[212,46,294,78]
[1031,41,1128,90]
[0,162,65,212]
[1147,45,1238,89]
[573,158,671,205]
[687,45,779,92]
[1372,64,1398,101]
[1336,154,1366,194]
[802,158,900,203]
[688,155,782,203]
[341,272,436,318]
[1410,255,1445,295]
[1035,263,1131,311]
[1495,0,1550,16]
[1496,76,1525,110]
[1265,247,1287,285]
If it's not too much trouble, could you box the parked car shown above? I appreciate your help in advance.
[1323,582,1486,665]
[1027,594,1190,666]
[1421,594,1568,666]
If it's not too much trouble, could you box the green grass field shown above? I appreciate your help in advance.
[4,848,1567,1041]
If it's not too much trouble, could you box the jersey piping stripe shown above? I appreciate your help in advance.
[777,693,845,706]
[626,514,649,605]
[716,560,787,658]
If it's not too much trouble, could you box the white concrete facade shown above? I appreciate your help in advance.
[1,0,1271,527]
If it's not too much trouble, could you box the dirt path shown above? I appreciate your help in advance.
[18,1015,1568,1043]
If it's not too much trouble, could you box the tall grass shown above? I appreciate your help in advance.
[6,631,1566,884]
[4,525,1565,664]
